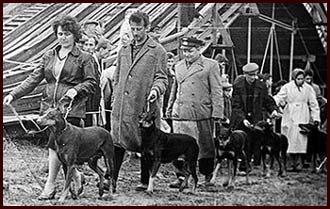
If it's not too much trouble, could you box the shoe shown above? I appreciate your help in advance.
[135,184,148,191]
[75,172,85,195]
[204,174,214,186]
[169,178,184,189]
[303,163,310,169]
[96,180,110,191]
[37,190,56,200]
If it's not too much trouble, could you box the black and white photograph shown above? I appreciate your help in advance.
[2,3,327,206]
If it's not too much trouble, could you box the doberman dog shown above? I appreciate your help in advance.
[254,119,288,177]
[36,107,116,201]
[299,123,327,173]
[139,107,199,193]
[210,122,250,187]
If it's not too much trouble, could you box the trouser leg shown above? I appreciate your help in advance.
[113,146,126,182]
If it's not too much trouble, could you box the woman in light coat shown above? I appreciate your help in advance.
[273,68,320,171]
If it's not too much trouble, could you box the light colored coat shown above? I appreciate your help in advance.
[167,55,224,159]
[111,36,168,152]
[167,55,224,120]
[274,81,320,153]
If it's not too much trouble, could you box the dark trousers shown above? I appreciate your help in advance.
[236,122,262,170]
[174,157,214,178]
[113,146,150,185]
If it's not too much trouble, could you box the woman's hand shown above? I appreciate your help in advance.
[3,94,13,106]
[65,88,78,100]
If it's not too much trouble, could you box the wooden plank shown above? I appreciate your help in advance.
[4,4,94,69]
[3,4,74,56]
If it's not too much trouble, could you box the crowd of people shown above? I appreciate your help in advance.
[3,10,326,199]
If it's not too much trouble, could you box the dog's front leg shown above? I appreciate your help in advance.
[210,160,220,184]
[147,161,161,193]
[223,158,233,187]
[59,165,74,202]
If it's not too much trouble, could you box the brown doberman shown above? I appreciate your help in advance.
[37,107,116,201]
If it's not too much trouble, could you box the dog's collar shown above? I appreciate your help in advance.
[57,119,70,135]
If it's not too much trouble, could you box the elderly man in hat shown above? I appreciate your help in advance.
[166,36,224,188]
[230,62,279,170]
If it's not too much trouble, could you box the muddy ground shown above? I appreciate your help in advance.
[2,138,327,206]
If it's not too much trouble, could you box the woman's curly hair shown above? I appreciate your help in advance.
[52,16,82,42]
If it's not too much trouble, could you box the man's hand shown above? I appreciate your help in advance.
[243,119,251,127]
[147,89,158,103]
[270,110,279,119]
[65,88,78,100]
[3,94,13,106]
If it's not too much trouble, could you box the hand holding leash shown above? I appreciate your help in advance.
[147,89,158,103]
[3,94,13,106]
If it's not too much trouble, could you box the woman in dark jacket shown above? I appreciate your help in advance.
[3,16,97,200]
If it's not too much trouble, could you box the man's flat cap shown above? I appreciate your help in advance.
[242,62,259,73]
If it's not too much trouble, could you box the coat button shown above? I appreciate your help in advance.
[125,91,129,95]
[180,91,183,95]
[128,75,132,79]
[192,93,195,96]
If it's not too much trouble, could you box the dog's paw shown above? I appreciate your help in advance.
[98,189,104,197]
[222,181,229,187]
[145,190,153,196]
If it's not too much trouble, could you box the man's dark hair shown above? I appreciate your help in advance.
[53,16,82,42]
[129,11,149,28]
[96,38,111,51]
[304,68,314,77]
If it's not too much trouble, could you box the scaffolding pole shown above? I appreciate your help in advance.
[247,16,252,63]
[289,21,295,81]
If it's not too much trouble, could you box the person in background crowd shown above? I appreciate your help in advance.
[149,24,162,43]
[162,52,176,131]
[273,68,320,172]
[77,33,89,51]
[214,53,228,76]
[304,68,322,99]
[111,11,168,191]
[84,35,101,127]
[261,73,272,95]
[94,39,113,129]
[83,35,98,55]
[119,8,138,49]
[273,79,287,96]
[3,16,97,200]
[230,62,279,170]
[166,36,224,188]
[272,79,288,133]
[82,20,104,41]
[222,82,233,122]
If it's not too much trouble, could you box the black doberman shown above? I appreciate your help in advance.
[211,122,250,187]
[299,123,327,173]
[139,108,199,193]
[37,107,116,201]
[254,119,288,177]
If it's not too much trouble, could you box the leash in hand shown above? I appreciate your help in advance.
[6,104,48,135]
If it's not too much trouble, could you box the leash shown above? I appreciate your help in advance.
[3,127,44,190]
[63,98,74,119]
[6,104,48,135]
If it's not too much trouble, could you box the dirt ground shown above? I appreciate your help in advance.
[2,137,327,206]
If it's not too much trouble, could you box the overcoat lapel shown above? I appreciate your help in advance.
[177,56,204,83]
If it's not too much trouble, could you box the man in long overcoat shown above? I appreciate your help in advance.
[166,37,224,188]
[230,62,279,169]
[111,11,168,191]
